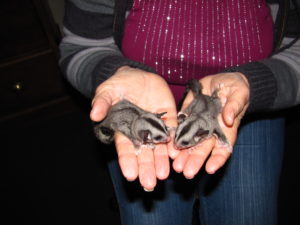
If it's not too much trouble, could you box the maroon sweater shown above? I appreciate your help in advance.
[122,0,274,103]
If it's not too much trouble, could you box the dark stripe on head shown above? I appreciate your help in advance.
[144,118,166,133]
[176,122,192,140]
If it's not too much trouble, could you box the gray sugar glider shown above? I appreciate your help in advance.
[94,99,170,148]
[175,79,229,149]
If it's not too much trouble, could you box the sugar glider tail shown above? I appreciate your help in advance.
[188,79,202,97]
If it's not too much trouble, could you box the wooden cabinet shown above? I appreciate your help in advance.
[0,0,71,129]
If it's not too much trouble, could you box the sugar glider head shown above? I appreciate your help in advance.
[174,116,209,149]
[94,125,115,144]
[133,112,170,145]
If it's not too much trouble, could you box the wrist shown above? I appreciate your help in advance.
[223,62,277,113]
[234,72,250,88]
[115,65,132,74]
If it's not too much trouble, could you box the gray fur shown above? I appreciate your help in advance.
[175,79,229,149]
[94,99,170,148]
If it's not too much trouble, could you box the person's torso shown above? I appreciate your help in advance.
[122,0,274,86]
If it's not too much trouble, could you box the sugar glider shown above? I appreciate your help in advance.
[94,99,170,149]
[175,79,229,149]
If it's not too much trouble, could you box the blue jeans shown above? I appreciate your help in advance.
[106,117,285,225]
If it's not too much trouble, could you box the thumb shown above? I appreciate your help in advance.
[90,93,113,122]
[221,91,248,127]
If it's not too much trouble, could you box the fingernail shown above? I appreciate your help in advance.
[207,170,215,175]
[207,166,216,174]
[90,107,97,117]
[185,175,194,180]
[143,187,154,192]
[126,178,135,182]
[173,165,183,173]
[228,112,234,125]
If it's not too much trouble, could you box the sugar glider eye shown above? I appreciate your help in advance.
[153,135,163,142]
[180,140,190,147]
[194,129,209,142]
[138,130,152,143]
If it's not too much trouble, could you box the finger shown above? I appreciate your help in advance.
[205,114,237,174]
[172,149,190,173]
[179,91,193,112]
[90,94,113,122]
[163,111,178,129]
[115,133,139,181]
[157,94,177,129]
[205,144,232,174]
[182,138,215,179]
[137,147,157,192]
[161,106,180,159]
[154,144,170,180]
[220,90,248,126]
[167,128,180,159]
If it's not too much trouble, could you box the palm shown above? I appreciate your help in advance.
[172,73,249,178]
[91,67,177,191]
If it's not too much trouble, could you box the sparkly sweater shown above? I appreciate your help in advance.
[60,0,300,112]
[122,0,274,103]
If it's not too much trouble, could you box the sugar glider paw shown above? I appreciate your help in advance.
[134,148,142,156]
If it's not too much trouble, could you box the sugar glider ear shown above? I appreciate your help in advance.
[138,130,152,143]
[177,112,188,124]
[156,112,167,118]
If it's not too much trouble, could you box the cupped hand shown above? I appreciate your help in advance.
[90,66,178,191]
[172,72,250,178]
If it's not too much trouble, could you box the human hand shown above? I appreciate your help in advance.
[172,72,250,178]
[90,66,177,191]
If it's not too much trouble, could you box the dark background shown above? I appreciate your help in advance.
[1,1,299,224]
